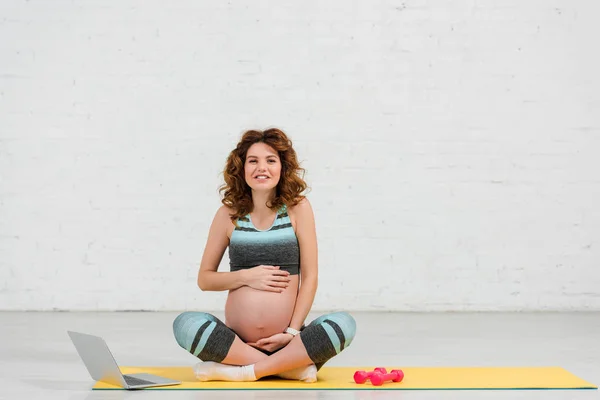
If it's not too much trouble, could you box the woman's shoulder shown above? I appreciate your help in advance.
[287,196,313,217]
[213,204,238,224]
[214,205,237,237]
[215,204,236,217]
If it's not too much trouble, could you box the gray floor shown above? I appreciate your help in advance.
[1,311,598,399]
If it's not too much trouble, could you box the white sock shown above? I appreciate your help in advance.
[276,364,318,383]
[193,361,257,382]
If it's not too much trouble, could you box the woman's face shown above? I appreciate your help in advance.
[244,142,282,193]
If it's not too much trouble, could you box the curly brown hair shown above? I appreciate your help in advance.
[219,128,308,221]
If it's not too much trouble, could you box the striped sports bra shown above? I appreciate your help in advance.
[229,204,300,275]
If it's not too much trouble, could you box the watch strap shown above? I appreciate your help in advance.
[284,327,300,336]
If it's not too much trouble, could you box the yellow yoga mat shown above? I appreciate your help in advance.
[92,366,597,390]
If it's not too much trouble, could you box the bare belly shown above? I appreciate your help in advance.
[225,275,299,343]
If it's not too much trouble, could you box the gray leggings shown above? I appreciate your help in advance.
[173,311,356,369]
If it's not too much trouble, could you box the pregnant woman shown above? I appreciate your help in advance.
[172,128,356,382]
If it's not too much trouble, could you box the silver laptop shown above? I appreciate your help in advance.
[68,331,181,389]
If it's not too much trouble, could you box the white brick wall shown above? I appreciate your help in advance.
[1,0,598,311]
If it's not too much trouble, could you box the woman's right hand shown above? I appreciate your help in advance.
[242,265,291,292]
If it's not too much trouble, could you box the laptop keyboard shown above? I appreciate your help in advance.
[124,375,155,386]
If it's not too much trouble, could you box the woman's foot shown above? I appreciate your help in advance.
[193,361,318,383]
[193,361,256,382]
[276,364,317,383]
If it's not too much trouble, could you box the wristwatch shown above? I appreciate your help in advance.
[284,327,300,336]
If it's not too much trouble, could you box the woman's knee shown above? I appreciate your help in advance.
[172,312,216,345]
[332,311,356,345]
[299,311,357,364]
[172,311,234,362]
[320,311,357,348]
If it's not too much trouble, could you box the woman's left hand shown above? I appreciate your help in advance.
[248,333,294,353]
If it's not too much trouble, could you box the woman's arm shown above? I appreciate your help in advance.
[288,198,319,331]
[197,206,247,291]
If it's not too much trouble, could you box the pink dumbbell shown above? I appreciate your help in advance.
[370,369,404,386]
[353,367,387,384]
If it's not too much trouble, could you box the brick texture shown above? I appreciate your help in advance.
[1,1,598,310]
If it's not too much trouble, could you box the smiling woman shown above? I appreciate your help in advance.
[171,128,356,383]
[245,143,281,187]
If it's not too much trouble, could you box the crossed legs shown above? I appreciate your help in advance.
[172,311,356,381]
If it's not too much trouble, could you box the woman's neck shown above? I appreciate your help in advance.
[251,190,276,216]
